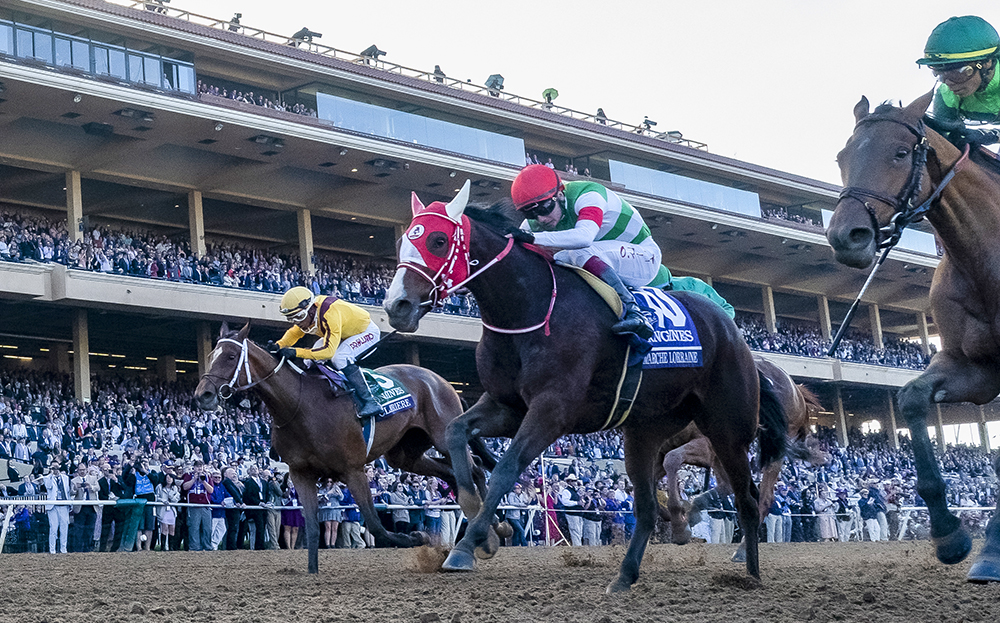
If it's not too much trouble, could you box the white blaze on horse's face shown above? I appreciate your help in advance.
[386,265,411,305]
[208,344,224,368]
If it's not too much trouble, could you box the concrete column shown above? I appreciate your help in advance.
[297,209,314,276]
[834,386,848,447]
[66,170,84,244]
[72,309,91,403]
[817,295,832,341]
[403,341,420,366]
[980,405,991,453]
[188,190,206,258]
[157,355,177,383]
[761,285,777,334]
[197,322,213,378]
[868,304,883,349]
[935,403,945,453]
[51,343,70,374]
[886,390,899,450]
[916,312,931,357]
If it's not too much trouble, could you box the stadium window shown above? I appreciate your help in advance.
[0,23,11,55]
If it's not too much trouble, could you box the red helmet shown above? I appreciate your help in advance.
[511,164,563,210]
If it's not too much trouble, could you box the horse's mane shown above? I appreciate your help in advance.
[464,198,520,234]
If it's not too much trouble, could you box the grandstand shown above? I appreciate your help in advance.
[0,0,993,452]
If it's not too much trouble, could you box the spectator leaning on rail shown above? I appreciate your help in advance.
[268,286,381,418]
[918,16,1000,145]
[508,164,658,339]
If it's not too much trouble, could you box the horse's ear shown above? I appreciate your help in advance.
[903,90,935,123]
[445,179,471,221]
[237,321,251,341]
[219,321,230,338]
[411,191,425,216]
[853,96,870,123]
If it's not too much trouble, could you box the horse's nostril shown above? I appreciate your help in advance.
[848,227,874,246]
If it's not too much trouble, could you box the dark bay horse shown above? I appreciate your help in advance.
[193,322,496,573]
[384,183,787,591]
[660,356,828,559]
[827,92,1000,581]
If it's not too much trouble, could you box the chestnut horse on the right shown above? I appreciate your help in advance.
[827,91,1000,582]
[660,356,827,560]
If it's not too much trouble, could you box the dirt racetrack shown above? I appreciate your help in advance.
[4,540,1000,623]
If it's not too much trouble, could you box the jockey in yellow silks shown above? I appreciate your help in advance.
[269,286,381,418]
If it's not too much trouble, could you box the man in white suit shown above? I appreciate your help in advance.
[43,462,72,554]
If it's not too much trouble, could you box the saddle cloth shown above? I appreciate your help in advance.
[312,365,416,418]
[560,264,705,368]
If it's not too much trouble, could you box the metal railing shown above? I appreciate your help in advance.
[103,0,707,150]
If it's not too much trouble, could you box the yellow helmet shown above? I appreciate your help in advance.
[279,286,315,322]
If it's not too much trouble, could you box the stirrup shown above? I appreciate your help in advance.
[612,306,654,340]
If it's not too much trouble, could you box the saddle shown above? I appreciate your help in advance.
[305,362,415,422]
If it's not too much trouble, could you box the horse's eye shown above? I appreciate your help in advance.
[894,148,909,160]
[427,232,449,258]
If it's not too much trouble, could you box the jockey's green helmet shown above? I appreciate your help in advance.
[511,164,563,210]
[279,286,315,322]
[917,16,1000,66]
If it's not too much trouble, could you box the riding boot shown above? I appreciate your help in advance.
[342,363,382,418]
[599,269,654,340]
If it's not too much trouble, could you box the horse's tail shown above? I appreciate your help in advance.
[756,369,788,470]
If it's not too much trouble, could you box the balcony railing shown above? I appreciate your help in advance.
[105,0,708,150]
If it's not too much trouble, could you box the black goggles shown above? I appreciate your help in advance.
[521,197,557,219]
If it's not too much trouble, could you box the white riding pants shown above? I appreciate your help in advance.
[311,321,381,369]
[554,238,661,288]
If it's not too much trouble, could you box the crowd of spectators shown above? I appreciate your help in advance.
[0,209,482,318]
[0,363,998,552]
[197,81,316,117]
[736,313,931,371]
[761,207,822,228]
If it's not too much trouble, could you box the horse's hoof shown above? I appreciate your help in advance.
[605,577,632,594]
[671,528,692,545]
[730,548,746,563]
[967,555,1000,583]
[475,526,500,559]
[933,529,972,565]
[441,548,476,572]
[410,531,430,546]
[494,521,513,540]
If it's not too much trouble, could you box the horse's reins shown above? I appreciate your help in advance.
[828,116,970,356]
[200,337,304,428]
[400,232,557,335]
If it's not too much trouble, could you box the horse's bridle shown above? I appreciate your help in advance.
[838,115,970,250]
[200,337,286,400]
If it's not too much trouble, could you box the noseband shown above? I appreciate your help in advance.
[838,115,969,250]
[200,337,285,400]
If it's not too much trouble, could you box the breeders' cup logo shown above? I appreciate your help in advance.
[407,224,425,240]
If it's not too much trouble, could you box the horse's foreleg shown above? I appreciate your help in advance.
[608,429,661,593]
[445,394,521,520]
[896,359,1000,567]
[342,469,423,548]
[442,415,556,573]
[290,470,321,574]
[969,453,1000,581]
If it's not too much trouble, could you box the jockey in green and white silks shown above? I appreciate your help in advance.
[918,16,1000,144]
[510,165,659,339]
[525,181,661,287]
